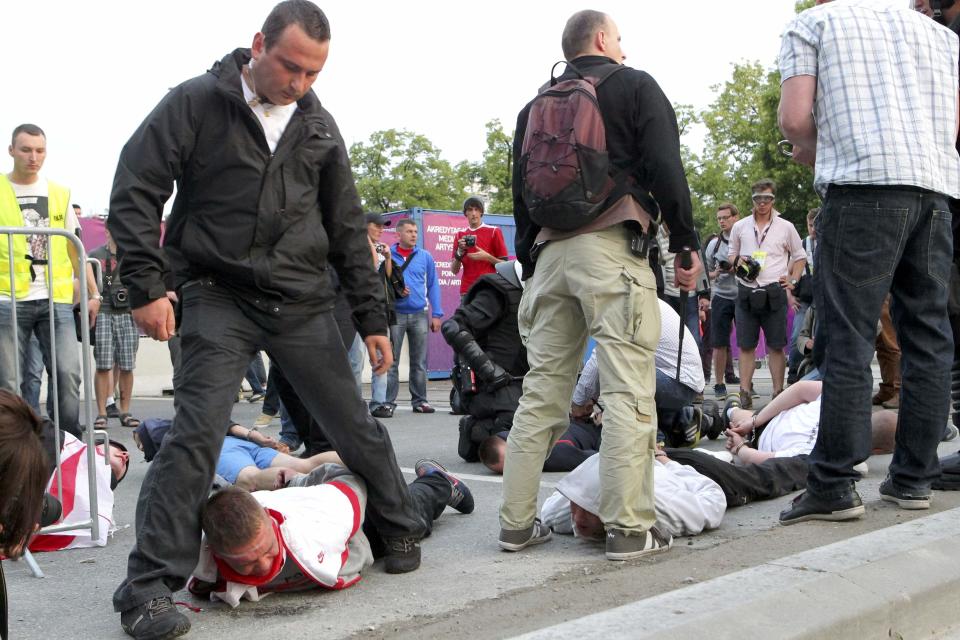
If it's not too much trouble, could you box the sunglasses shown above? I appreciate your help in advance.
[752,194,775,203]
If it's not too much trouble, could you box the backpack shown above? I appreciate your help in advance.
[519,61,627,231]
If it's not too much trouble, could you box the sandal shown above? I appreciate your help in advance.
[93,414,108,429]
[120,413,141,429]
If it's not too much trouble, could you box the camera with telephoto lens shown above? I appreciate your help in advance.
[111,287,130,309]
[40,492,62,527]
[464,235,477,248]
[736,256,762,283]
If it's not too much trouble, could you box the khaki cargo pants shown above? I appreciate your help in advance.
[500,225,660,533]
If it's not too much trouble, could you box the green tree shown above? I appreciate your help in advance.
[683,61,818,238]
[474,119,514,214]
[349,129,472,211]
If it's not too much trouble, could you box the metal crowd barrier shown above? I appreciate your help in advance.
[1,226,103,578]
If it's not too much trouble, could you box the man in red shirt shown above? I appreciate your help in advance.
[450,196,508,296]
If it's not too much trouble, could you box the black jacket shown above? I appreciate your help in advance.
[512,56,697,278]
[108,48,386,337]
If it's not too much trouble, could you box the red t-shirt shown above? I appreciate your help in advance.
[454,224,508,294]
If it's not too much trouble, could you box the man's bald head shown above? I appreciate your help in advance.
[561,10,610,61]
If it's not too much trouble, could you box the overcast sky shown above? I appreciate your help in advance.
[2,1,808,214]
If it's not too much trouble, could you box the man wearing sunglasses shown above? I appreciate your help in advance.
[727,180,806,410]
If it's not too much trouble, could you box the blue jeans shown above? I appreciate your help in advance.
[244,353,267,394]
[347,333,365,394]
[655,369,698,445]
[0,300,81,436]
[788,302,809,374]
[21,333,44,412]
[370,370,388,409]
[809,186,953,497]
[387,311,429,408]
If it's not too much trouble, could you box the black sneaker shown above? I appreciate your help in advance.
[415,459,474,514]
[682,407,702,447]
[371,405,394,419]
[879,476,931,510]
[725,373,740,385]
[120,596,190,640]
[106,402,120,419]
[499,519,552,551]
[713,383,727,398]
[383,536,421,573]
[701,400,724,440]
[779,489,865,525]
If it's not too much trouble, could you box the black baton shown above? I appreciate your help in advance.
[676,249,692,382]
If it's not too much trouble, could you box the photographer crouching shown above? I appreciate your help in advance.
[89,225,140,429]
[0,389,61,640]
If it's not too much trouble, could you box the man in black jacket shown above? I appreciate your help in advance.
[499,10,702,561]
[107,3,425,638]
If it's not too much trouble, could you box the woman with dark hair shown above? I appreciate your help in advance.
[0,389,51,640]
[0,389,48,556]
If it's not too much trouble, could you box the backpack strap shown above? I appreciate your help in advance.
[397,249,418,273]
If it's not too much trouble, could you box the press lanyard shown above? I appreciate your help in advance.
[753,221,771,249]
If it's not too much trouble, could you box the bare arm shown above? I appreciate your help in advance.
[778,75,818,166]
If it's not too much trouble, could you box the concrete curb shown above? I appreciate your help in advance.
[511,506,960,639]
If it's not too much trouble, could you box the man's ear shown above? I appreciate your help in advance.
[251,31,266,60]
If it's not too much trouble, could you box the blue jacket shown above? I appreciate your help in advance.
[391,244,444,318]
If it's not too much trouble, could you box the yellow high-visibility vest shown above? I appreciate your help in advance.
[0,175,74,303]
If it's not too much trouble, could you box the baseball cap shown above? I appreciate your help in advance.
[364,212,392,226]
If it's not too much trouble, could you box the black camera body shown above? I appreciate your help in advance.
[736,256,762,283]
[717,259,732,272]
[464,235,477,248]
[110,287,130,310]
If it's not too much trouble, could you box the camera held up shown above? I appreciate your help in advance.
[736,256,762,283]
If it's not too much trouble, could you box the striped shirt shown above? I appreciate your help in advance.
[779,0,960,198]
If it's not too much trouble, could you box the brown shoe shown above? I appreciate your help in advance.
[882,396,900,410]
[738,388,753,410]
[872,392,894,406]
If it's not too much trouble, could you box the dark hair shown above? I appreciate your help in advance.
[0,390,49,557]
[561,10,608,61]
[463,196,485,214]
[202,486,265,553]
[751,178,777,195]
[262,0,331,49]
[478,435,506,468]
[717,203,740,218]
[11,123,45,147]
[394,218,417,231]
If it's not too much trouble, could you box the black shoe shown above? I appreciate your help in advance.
[383,536,421,573]
[701,400,724,440]
[879,476,931,510]
[371,405,394,419]
[120,597,190,640]
[779,490,865,526]
[725,373,740,385]
[415,458,475,514]
[106,402,120,419]
[713,383,727,398]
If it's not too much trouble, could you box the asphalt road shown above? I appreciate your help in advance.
[6,374,960,639]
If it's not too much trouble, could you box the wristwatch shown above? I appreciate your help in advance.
[789,278,798,287]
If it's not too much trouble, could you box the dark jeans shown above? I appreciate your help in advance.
[809,185,953,498]
[262,358,281,416]
[666,449,809,506]
[244,353,267,394]
[113,280,424,612]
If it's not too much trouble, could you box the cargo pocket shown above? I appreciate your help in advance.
[620,267,659,351]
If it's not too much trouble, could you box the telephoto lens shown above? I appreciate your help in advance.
[39,493,62,527]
